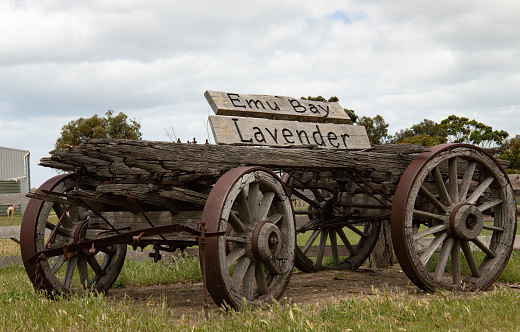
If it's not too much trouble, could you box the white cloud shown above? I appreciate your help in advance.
[1,0,520,186]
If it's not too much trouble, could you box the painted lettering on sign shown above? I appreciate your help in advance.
[209,116,371,150]
[205,91,351,124]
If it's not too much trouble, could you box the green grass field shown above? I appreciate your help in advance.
[1,257,520,331]
[1,207,520,330]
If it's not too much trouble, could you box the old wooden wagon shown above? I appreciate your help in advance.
[20,91,518,310]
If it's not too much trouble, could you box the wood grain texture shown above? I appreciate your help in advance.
[209,115,371,149]
[205,90,350,123]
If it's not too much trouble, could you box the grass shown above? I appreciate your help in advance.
[1,205,520,330]
[1,262,520,331]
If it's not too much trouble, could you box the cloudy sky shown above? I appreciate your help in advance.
[1,0,519,187]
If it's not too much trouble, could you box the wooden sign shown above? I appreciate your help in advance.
[209,116,371,149]
[205,90,351,124]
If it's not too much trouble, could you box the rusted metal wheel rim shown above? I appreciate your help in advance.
[391,144,517,291]
[20,173,127,294]
[281,172,382,272]
[202,166,295,309]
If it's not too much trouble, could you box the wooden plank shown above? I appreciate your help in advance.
[508,174,520,191]
[0,226,51,239]
[209,115,371,149]
[205,90,351,124]
[0,193,30,206]
[0,226,21,238]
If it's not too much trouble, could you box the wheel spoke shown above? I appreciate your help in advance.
[483,224,504,232]
[231,256,251,291]
[290,189,327,213]
[459,161,477,201]
[316,229,328,266]
[345,224,368,238]
[226,247,246,268]
[302,230,320,254]
[45,222,72,237]
[255,262,268,295]
[228,211,246,233]
[434,237,454,281]
[225,236,246,244]
[466,176,495,204]
[263,259,281,275]
[478,199,503,212]
[448,158,459,203]
[413,210,448,221]
[78,257,89,289]
[258,192,275,222]
[248,183,260,222]
[99,246,117,256]
[297,216,320,232]
[472,237,496,258]
[419,185,447,213]
[413,224,449,241]
[86,255,105,279]
[52,203,74,228]
[63,257,78,289]
[236,190,252,224]
[242,261,256,300]
[433,166,452,206]
[266,213,282,224]
[451,240,461,285]
[329,229,340,265]
[337,228,356,256]
[461,241,480,277]
[420,232,448,265]
[51,255,65,274]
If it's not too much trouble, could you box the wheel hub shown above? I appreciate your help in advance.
[449,203,484,240]
[251,220,282,262]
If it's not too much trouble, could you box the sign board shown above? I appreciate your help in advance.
[205,90,351,124]
[209,116,371,149]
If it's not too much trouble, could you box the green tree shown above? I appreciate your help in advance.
[357,115,389,145]
[55,110,142,149]
[499,135,520,171]
[400,134,447,146]
[439,115,508,147]
[392,119,445,143]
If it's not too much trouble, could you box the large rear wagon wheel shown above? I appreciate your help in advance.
[202,167,295,309]
[20,174,127,295]
[391,144,517,291]
[281,173,382,272]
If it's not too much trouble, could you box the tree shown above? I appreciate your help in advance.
[400,134,447,146]
[439,115,508,147]
[392,119,446,143]
[55,110,142,150]
[499,135,520,171]
[357,115,389,145]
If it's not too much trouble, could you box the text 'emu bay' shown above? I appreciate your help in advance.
[205,90,351,123]
[209,116,371,149]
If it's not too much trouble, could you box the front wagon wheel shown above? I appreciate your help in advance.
[201,167,295,309]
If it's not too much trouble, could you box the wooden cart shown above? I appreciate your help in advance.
[19,91,518,310]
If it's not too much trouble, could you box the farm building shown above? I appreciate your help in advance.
[0,146,30,215]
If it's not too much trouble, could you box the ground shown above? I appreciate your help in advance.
[107,264,502,323]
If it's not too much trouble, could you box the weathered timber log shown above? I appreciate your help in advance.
[40,139,425,181]
[159,187,208,205]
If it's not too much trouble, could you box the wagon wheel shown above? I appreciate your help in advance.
[20,173,127,294]
[281,173,382,272]
[391,144,517,291]
[201,167,295,309]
